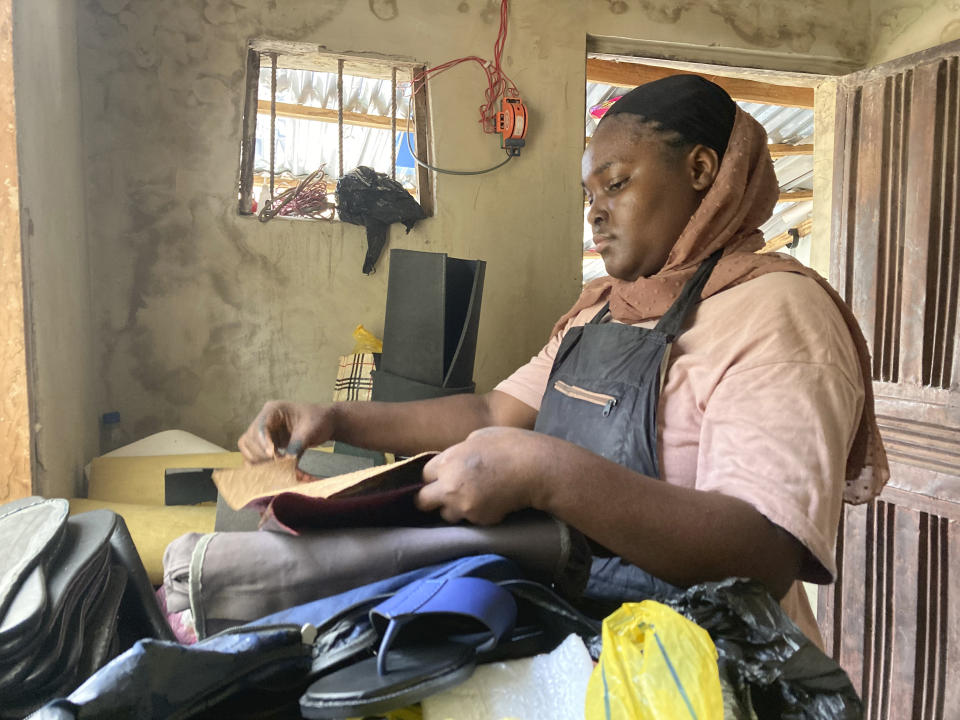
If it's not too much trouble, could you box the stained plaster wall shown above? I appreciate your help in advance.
[76,0,588,451]
[811,80,837,281]
[869,0,960,64]
[13,0,97,498]
[585,0,871,71]
[74,0,878,454]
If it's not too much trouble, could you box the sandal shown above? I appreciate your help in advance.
[299,576,517,719]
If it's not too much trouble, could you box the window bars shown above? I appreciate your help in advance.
[238,48,433,218]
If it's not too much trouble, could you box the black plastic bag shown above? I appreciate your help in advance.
[665,577,863,720]
[336,167,426,274]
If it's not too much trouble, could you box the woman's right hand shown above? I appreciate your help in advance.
[237,401,336,464]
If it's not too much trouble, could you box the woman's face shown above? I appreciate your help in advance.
[582,116,708,281]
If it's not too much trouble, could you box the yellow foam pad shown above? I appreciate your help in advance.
[68,498,215,585]
[88,452,244,506]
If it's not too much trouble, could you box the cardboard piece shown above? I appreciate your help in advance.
[89,452,244,506]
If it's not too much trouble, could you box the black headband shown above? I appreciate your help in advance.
[603,75,737,160]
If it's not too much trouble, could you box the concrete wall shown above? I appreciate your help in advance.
[70,0,882,454]
[75,0,588,451]
[810,78,838,281]
[586,0,870,72]
[9,0,952,491]
[70,0,881,453]
[14,0,98,497]
[869,0,960,65]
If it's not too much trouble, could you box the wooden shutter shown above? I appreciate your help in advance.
[823,39,960,720]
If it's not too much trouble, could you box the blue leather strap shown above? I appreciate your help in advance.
[370,576,517,676]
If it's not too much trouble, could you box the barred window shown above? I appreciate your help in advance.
[237,41,433,220]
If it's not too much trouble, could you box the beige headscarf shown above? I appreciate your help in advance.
[557,108,888,504]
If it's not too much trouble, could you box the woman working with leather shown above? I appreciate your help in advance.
[238,75,888,647]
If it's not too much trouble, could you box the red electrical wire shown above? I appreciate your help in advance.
[409,0,519,134]
[257,167,335,222]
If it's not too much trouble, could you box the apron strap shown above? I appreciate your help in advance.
[587,303,611,325]
[653,249,723,339]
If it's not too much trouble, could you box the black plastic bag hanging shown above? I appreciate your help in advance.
[664,577,863,720]
[336,167,426,274]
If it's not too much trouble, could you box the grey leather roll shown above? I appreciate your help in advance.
[164,512,590,639]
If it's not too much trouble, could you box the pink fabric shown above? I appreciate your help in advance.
[155,584,198,644]
[496,272,864,645]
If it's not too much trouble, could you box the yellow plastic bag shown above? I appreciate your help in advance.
[585,600,723,720]
[352,324,383,354]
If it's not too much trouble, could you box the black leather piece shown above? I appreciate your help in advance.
[2,663,81,720]
[0,498,69,620]
[0,511,115,694]
[108,514,176,644]
[377,249,485,390]
[0,503,182,717]
[331,442,387,468]
[496,579,603,660]
[297,449,375,478]
[28,625,312,720]
[0,504,73,652]
[77,564,127,681]
[380,249,447,384]
[441,258,485,389]
[18,552,111,691]
[165,468,218,505]
[371,368,474,402]
[0,565,47,650]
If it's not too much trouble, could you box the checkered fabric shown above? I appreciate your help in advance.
[332,353,377,402]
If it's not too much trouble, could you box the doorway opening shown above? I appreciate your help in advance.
[583,55,820,284]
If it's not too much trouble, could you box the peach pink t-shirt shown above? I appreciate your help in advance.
[495,272,864,646]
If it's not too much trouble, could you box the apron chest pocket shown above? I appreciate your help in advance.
[553,380,619,417]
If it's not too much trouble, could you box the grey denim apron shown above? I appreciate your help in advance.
[533,250,722,607]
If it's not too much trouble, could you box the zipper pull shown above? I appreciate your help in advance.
[602,398,617,417]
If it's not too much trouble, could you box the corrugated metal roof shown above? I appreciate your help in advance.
[262,67,413,119]
[254,67,417,189]
[584,80,816,275]
[737,101,813,145]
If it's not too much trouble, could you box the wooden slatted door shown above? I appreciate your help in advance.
[823,38,960,719]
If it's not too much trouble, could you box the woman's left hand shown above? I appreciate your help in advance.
[416,426,545,525]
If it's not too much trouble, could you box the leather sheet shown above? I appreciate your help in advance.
[213,453,438,534]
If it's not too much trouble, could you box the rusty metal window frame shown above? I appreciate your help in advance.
[236,43,434,219]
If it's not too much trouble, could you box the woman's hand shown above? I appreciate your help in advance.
[416,427,547,525]
[238,401,336,464]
